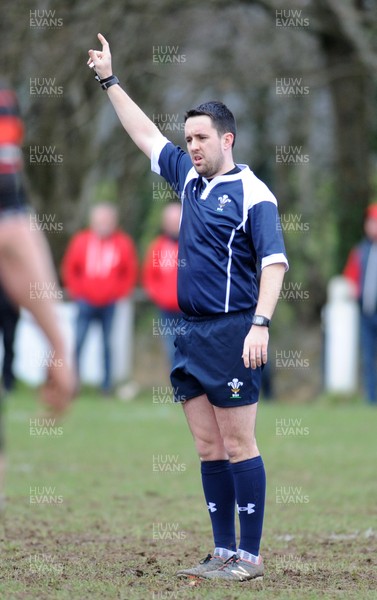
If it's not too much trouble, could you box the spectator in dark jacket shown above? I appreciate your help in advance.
[344,203,377,404]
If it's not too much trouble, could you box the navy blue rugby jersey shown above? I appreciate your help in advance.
[151,137,288,316]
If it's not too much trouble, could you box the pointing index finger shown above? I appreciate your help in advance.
[97,32,109,48]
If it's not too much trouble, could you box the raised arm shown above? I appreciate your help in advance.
[88,33,163,159]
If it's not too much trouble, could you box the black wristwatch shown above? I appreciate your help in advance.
[94,73,120,91]
[252,315,270,327]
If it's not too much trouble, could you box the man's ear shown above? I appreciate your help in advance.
[223,132,234,150]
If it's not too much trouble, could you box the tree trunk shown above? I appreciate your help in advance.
[316,1,373,270]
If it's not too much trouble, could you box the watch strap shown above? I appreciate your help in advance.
[93,71,120,90]
[99,75,119,91]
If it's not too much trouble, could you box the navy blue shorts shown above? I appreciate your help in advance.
[170,309,262,408]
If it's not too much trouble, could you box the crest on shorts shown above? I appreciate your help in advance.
[217,194,231,212]
[228,378,243,399]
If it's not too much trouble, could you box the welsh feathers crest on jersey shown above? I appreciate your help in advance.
[217,194,231,212]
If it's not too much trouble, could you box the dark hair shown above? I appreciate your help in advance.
[184,101,236,147]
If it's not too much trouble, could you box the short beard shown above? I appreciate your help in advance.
[195,157,223,179]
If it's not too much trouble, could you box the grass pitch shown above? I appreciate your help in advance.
[0,387,376,599]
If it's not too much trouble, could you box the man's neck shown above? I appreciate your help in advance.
[206,163,240,181]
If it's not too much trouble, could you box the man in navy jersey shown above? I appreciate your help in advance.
[88,34,288,582]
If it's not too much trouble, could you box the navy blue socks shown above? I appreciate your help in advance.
[201,456,266,560]
[201,459,236,553]
[230,455,266,558]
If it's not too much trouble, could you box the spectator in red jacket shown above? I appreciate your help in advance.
[142,202,181,367]
[62,203,138,393]
[343,203,377,404]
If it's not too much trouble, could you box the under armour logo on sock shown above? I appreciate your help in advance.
[237,503,255,514]
[207,502,217,513]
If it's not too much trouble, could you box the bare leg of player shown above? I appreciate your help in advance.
[182,394,227,461]
[213,403,259,462]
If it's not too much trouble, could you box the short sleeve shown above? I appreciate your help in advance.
[246,201,289,271]
[151,138,193,198]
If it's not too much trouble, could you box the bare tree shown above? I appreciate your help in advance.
[1,0,376,285]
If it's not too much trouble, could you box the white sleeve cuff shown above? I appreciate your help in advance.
[261,253,289,271]
[151,136,170,175]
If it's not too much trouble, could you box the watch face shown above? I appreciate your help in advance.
[253,315,269,326]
